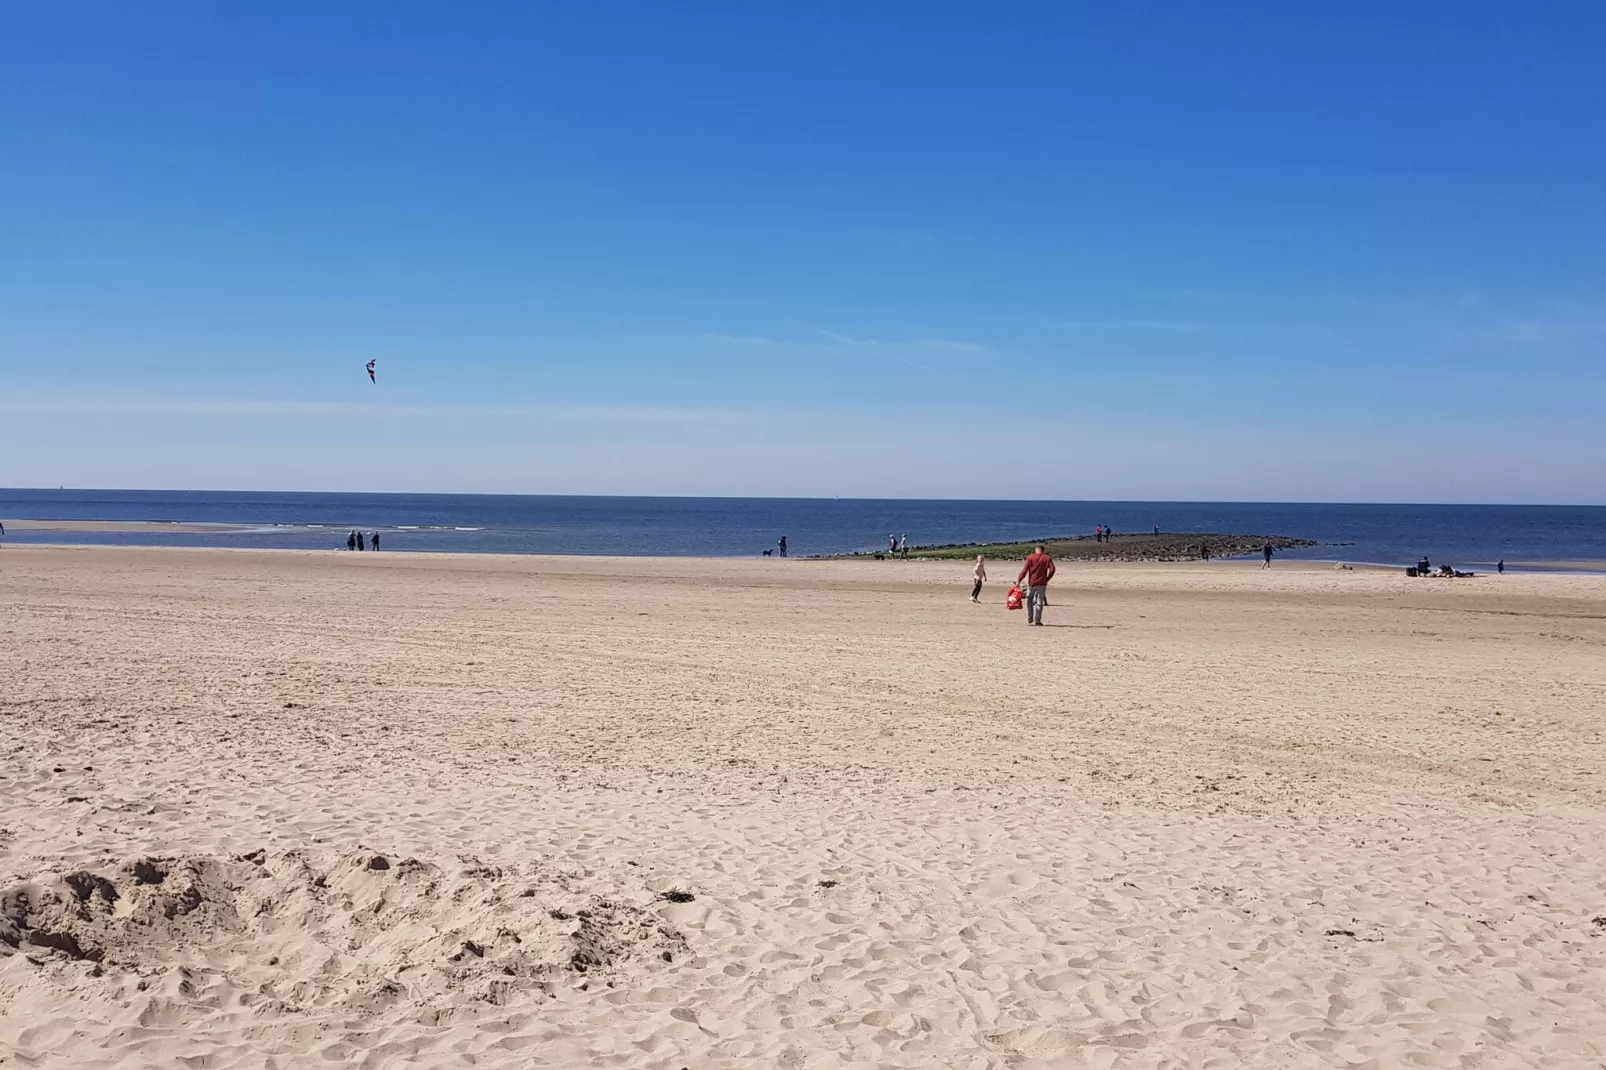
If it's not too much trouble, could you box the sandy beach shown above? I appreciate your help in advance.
[2,546,1604,1068]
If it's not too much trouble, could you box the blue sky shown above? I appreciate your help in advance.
[2,2,1603,501]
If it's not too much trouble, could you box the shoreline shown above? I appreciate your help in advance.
[4,510,1598,571]
[7,540,1599,576]
[4,541,1604,577]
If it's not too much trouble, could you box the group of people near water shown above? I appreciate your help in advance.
[1415,554,1503,577]
[771,533,913,558]
[345,530,380,551]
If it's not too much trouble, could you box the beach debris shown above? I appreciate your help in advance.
[658,889,695,904]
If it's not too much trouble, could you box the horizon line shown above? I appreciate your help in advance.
[2,487,1602,510]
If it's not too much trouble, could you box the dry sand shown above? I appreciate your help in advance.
[2,546,1604,1069]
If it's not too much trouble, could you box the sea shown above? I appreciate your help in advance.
[1,489,1602,570]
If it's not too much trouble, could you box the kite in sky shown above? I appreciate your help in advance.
[366,360,376,384]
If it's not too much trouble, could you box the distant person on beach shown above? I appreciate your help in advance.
[971,555,987,603]
[778,535,787,558]
[1261,543,1274,568]
[1016,545,1056,625]
[1498,559,1505,574]
[899,533,908,559]
[1418,556,1431,575]
[371,531,380,551]
[357,532,366,552]
[347,531,356,551]
[1095,525,1103,543]
[889,533,897,555]
[1200,542,1210,561]
[1153,524,1160,536]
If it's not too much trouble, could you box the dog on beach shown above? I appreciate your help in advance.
[762,549,772,556]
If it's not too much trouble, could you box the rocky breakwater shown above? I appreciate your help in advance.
[841,533,1317,562]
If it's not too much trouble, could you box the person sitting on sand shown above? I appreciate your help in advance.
[971,555,986,603]
[1016,545,1056,626]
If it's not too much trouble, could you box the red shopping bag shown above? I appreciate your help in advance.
[1005,584,1024,610]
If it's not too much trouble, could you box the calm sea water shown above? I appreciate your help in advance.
[1,490,1601,569]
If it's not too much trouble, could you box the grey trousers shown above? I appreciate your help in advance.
[1027,585,1048,624]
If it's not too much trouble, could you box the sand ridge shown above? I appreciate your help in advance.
[2,547,1605,1067]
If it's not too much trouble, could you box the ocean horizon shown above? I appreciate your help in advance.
[3,489,1602,570]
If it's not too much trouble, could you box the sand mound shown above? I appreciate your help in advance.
[2,847,686,1025]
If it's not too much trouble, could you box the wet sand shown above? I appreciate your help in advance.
[3,547,1604,1068]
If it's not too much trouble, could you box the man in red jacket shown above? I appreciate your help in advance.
[1016,545,1056,626]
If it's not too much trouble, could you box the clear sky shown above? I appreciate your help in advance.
[2,2,1603,502]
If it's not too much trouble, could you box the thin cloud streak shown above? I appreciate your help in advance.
[617,327,990,374]
[1041,318,1211,332]
[886,354,942,378]
[805,327,988,354]
[805,326,873,348]
[614,328,989,354]
[801,328,959,379]
[0,395,757,426]
[1040,317,1334,338]
[696,333,790,348]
